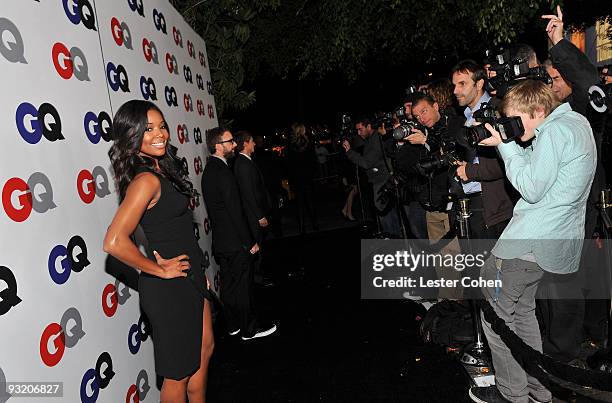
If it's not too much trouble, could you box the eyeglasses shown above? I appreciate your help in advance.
[217,138,235,144]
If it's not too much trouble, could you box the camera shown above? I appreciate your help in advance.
[393,120,428,141]
[339,114,354,140]
[466,116,524,147]
[485,48,551,96]
[373,111,395,134]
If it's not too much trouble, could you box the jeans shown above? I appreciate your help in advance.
[480,256,551,403]
[403,201,428,239]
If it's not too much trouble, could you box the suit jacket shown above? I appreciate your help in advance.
[201,156,253,254]
[233,153,271,242]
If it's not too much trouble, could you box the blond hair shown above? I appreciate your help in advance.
[501,80,560,118]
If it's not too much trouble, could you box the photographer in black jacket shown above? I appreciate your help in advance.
[532,6,610,367]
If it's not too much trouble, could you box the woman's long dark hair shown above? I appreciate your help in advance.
[108,100,196,201]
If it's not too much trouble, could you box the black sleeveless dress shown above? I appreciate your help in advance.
[135,167,211,380]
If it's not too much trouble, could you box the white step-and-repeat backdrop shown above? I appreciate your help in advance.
[0,1,218,401]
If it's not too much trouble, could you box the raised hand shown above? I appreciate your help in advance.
[542,5,564,45]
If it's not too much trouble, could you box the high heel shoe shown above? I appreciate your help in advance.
[341,209,356,221]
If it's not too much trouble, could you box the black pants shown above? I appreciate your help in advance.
[216,250,257,334]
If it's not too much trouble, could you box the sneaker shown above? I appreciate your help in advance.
[528,394,552,403]
[241,324,277,341]
[469,386,510,403]
[228,328,240,336]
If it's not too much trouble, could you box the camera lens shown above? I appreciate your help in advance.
[467,125,491,148]
[393,125,411,141]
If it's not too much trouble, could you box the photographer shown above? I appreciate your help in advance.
[469,80,596,403]
[343,117,400,237]
[539,6,609,364]
[451,60,514,239]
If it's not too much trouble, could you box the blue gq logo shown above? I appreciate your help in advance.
[63,0,96,31]
[128,315,151,354]
[80,352,114,403]
[48,235,90,285]
[106,62,129,92]
[139,76,157,100]
[84,111,112,144]
[16,102,63,144]
[164,86,178,107]
[152,9,166,34]
[127,0,144,16]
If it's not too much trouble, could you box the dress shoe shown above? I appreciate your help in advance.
[241,323,277,341]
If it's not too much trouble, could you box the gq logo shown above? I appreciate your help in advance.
[84,111,112,144]
[188,194,200,211]
[106,62,129,92]
[193,127,203,144]
[172,26,183,47]
[0,266,22,316]
[16,102,63,144]
[142,38,158,64]
[40,307,86,367]
[207,104,215,119]
[165,52,178,74]
[63,0,96,31]
[48,236,90,285]
[164,86,178,107]
[111,17,133,50]
[77,166,111,204]
[80,352,115,403]
[128,314,151,354]
[193,222,200,241]
[196,99,205,116]
[139,76,157,100]
[196,74,204,90]
[102,279,131,317]
[181,157,190,176]
[125,370,151,403]
[187,40,195,59]
[183,65,193,84]
[206,80,213,95]
[213,268,221,292]
[128,0,144,16]
[2,173,56,222]
[52,42,89,81]
[0,17,27,64]
[177,124,189,144]
[203,250,211,269]
[183,94,193,112]
[194,156,203,175]
[203,217,210,235]
[152,9,166,34]
[198,50,205,67]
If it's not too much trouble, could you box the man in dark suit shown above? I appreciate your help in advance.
[201,127,276,340]
[233,131,274,287]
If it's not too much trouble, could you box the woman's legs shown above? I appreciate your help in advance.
[343,185,357,219]
[161,378,188,403]
[187,299,215,403]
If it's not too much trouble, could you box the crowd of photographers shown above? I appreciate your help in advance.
[342,7,611,403]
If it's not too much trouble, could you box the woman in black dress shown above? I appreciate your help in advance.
[104,100,213,403]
